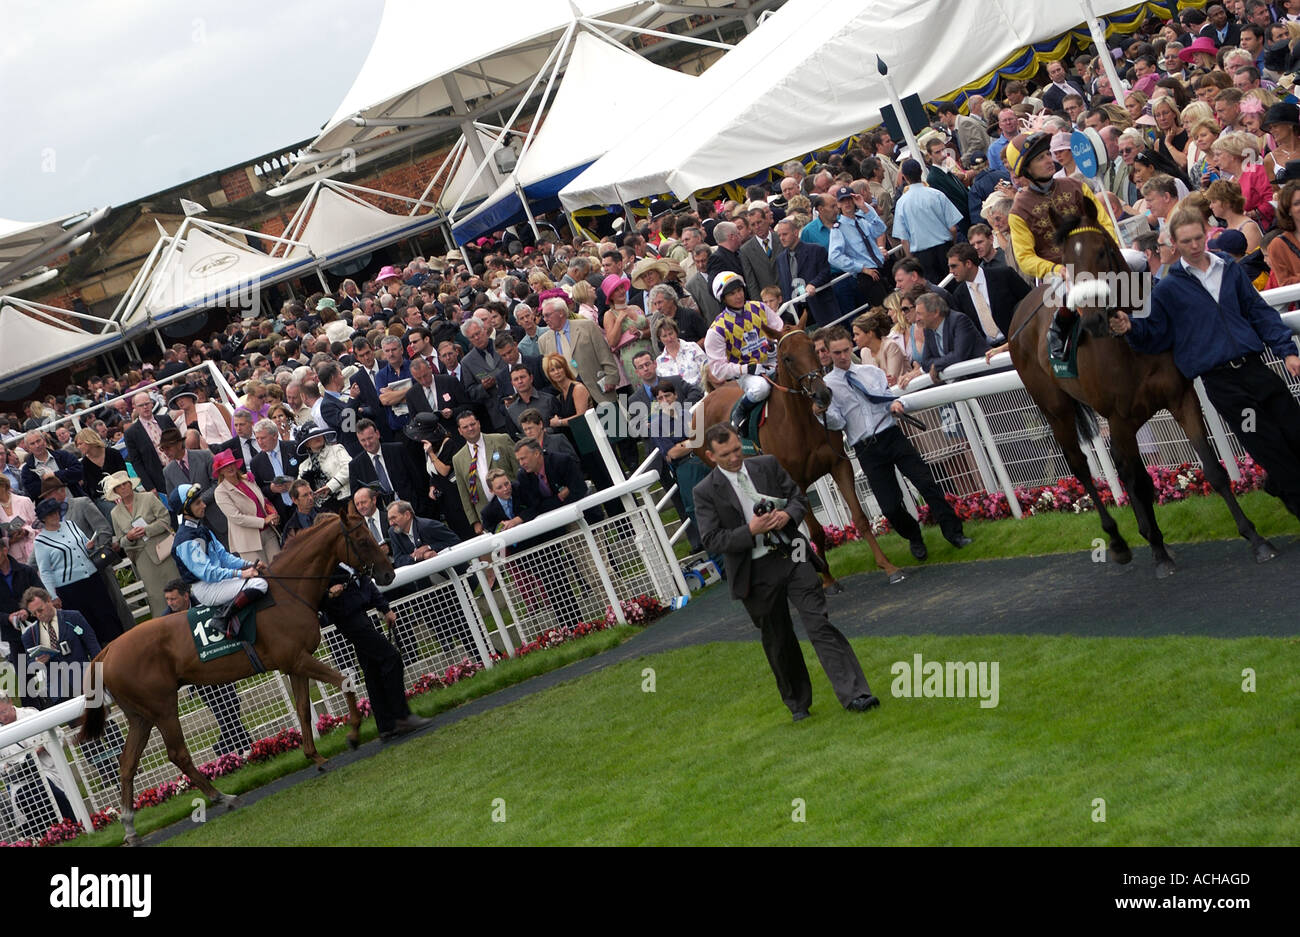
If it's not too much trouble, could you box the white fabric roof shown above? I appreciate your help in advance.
[284,185,447,266]
[452,31,699,239]
[0,304,121,392]
[122,224,315,334]
[0,212,84,262]
[282,0,738,184]
[561,0,1140,209]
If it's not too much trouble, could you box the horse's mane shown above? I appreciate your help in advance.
[271,512,341,570]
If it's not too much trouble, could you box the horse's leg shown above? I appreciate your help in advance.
[291,654,363,761]
[117,709,153,847]
[287,673,329,769]
[1046,405,1133,565]
[828,456,903,583]
[1110,418,1175,577]
[155,709,239,811]
[1173,393,1278,563]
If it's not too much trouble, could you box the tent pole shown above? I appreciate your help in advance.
[443,75,502,188]
[738,0,759,31]
[876,57,921,163]
[1080,0,1127,104]
[516,181,542,239]
[316,268,330,292]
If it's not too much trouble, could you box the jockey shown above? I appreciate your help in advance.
[1004,131,1118,368]
[170,483,268,639]
[703,271,785,436]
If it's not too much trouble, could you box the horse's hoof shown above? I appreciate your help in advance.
[1154,560,1176,580]
[1111,543,1133,565]
[823,580,844,595]
[222,795,241,810]
[347,733,360,751]
[123,834,140,847]
[1254,540,1279,563]
[887,569,907,585]
[315,760,329,773]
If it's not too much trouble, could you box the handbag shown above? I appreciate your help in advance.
[88,544,117,571]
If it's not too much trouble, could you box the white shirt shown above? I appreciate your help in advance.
[718,463,770,560]
[1181,252,1225,303]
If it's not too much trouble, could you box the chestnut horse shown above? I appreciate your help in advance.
[693,329,904,587]
[78,507,395,844]
[1007,199,1276,577]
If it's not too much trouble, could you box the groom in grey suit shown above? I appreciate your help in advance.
[693,423,879,722]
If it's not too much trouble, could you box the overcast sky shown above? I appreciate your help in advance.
[0,0,385,222]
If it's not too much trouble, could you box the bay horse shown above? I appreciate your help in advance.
[693,328,905,587]
[1007,197,1276,577]
[78,507,394,845]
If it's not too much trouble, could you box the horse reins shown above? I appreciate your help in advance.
[259,516,379,613]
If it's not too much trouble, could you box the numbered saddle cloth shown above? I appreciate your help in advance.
[187,598,270,662]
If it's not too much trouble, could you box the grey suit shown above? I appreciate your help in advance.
[163,448,229,545]
[739,234,781,299]
[693,455,874,715]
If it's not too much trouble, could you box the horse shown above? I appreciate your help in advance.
[77,506,394,845]
[1007,198,1276,578]
[693,328,905,588]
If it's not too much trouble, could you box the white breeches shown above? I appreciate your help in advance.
[191,577,267,608]
[738,374,771,403]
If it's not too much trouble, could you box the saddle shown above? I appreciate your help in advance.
[186,595,274,670]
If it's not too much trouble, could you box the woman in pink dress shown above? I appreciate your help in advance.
[0,474,37,564]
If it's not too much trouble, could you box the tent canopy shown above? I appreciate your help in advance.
[0,301,122,393]
[280,0,746,186]
[278,183,450,268]
[0,207,108,288]
[560,0,1144,209]
[450,30,699,243]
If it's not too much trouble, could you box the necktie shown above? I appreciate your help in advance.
[503,500,513,520]
[538,470,551,497]
[373,454,393,493]
[735,468,761,506]
[368,516,381,543]
[557,330,568,358]
[851,216,883,267]
[845,370,898,406]
[468,444,480,504]
[935,327,946,356]
[789,249,799,282]
[763,236,771,258]
[970,282,999,340]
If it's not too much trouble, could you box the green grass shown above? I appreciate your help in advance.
[162,635,1299,846]
[828,490,1296,578]
[71,626,636,847]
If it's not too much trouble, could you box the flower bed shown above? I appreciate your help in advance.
[0,597,669,847]
[824,460,1266,542]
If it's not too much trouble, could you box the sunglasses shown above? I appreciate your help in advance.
[901,304,915,311]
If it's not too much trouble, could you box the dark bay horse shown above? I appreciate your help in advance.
[78,507,394,844]
[1007,198,1276,577]
[694,328,905,587]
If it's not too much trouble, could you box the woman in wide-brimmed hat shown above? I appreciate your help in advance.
[295,425,351,513]
[32,494,124,646]
[106,470,178,618]
[211,448,280,565]
[167,384,232,449]
[1263,101,1300,181]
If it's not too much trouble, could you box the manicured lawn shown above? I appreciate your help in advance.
[163,635,1298,846]
[827,490,1296,578]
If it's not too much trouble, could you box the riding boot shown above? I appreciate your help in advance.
[729,394,760,440]
[225,589,258,640]
[1047,308,1076,363]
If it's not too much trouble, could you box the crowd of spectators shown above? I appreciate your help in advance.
[5,0,1300,715]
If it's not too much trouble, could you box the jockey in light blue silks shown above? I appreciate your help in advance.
[170,484,267,639]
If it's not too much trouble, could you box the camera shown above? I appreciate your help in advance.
[754,499,799,556]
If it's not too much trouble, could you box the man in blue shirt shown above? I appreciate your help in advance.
[1112,209,1300,521]
[892,159,963,283]
[802,195,860,318]
[813,326,970,560]
[986,108,1019,175]
[828,186,890,308]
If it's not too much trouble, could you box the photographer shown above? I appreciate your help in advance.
[693,423,880,723]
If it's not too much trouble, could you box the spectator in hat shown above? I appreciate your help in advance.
[1262,102,1300,181]
[167,385,232,450]
[106,471,177,618]
[161,427,229,547]
[31,496,124,646]
[295,424,351,514]
[1267,181,1300,286]
[212,448,280,565]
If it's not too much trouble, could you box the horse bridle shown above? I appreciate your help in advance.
[1006,224,1131,345]
[260,515,381,610]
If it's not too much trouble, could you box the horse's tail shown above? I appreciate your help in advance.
[76,650,108,744]
[1073,399,1100,445]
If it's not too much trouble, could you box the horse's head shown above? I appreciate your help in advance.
[337,504,396,586]
[775,329,831,409]
[1052,198,1137,339]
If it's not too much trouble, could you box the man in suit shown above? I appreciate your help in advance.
[215,409,261,471]
[1039,59,1087,114]
[628,352,702,416]
[20,430,85,501]
[916,291,990,383]
[0,542,42,670]
[349,419,432,518]
[249,418,300,525]
[537,297,619,407]
[505,364,558,434]
[161,428,229,546]
[18,587,101,708]
[774,218,837,327]
[318,362,363,457]
[352,485,390,548]
[405,355,472,443]
[684,245,721,321]
[513,438,591,520]
[346,338,392,441]
[451,410,520,535]
[739,203,780,300]
[473,334,550,434]
[946,242,1032,344]
[123,393,178,495]
[705,222,747,294]
[693,424,880,721]
[386,499,460,567]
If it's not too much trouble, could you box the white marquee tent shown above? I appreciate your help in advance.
[450,30,699,244]
[560,0,1144,209]
[0,299,123,394]
[274,0,766,193]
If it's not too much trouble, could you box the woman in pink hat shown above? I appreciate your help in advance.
[211,449,280,565]
[1179,36,1219,70]
[601,274,649,391]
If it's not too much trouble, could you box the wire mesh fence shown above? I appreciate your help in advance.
[0,744,70,843]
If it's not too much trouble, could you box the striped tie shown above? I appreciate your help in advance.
[468,443,480,504]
